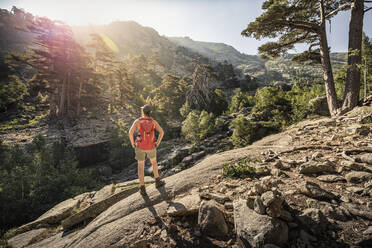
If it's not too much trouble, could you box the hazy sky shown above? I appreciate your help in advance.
[0,0,371,54]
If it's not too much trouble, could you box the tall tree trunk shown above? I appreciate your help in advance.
[342,0,364,112]
[66,71,71,117]
[59,78,66,117]
[49,88,57,119]
[319,0,339,116]
[77,79,83,116]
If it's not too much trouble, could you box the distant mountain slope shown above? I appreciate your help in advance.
[73,21,172,58]
[167,36,265,67]
[72,21,211,76]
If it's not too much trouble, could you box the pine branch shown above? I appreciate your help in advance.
[276,20,319,32]
[280,32,311,47]
[365,7,372,12]
[325,3,351,19]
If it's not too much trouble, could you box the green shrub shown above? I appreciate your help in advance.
[209,89,228,115]
[286,82,324,123]
[0,75,28,112]
[229,115,257,147]
[181,110,202,143]
[223,157,268,178]
[179,101,192,118]
[181,110,215,144]
[252,86,291,130]
[198,111,215,139]
[229,88,255,114]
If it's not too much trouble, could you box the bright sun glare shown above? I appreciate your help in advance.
[13,0,172,26]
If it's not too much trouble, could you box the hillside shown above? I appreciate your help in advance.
[167,36,265,67]
[167,36,347,85]
[5,106,372,248]
[71,21,214,77]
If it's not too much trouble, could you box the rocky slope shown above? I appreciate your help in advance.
[5,106,372,248]
[167,36,264,68]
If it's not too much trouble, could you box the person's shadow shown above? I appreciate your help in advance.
[139,184,220,247]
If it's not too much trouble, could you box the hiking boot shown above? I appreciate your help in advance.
[139,185,146,195]
[155,177,165,188]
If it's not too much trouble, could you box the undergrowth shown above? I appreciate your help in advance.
[222,157,267,178]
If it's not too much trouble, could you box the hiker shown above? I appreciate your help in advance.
[128,104,165,195]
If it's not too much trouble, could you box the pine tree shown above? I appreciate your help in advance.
[342,0,372,111]
[8,17,100,119]
[242,0,348,116]
[186,59,216,111]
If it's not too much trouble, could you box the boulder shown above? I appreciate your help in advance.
[346,186,364,194]
[198,200,228,238]
[345,171,372,184]
[359,112,372,124]
[308,95,329,116]
[166,193,200,216]
[316,174,346,183]
[254,196,266,215]
[359,153,372,165]
[341,160,371,172]
[199,192,231,204]
[296,208,327,236]
[158,144,192,168]
[299,181,336,201]
[344,124,371,136]
[234,199,288,247]
[342,203,372,220]
[279,210,293,222]
[130,239,148,248]
[261,191,283,218]
[298,161,335,175]
[363,226,372,235]
[91,184,115,203]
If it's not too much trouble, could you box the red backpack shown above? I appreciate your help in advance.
[136,117,156,150]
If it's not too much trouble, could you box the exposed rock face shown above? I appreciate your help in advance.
[254,196,266,214]
[298,161,335,174]
[299,181,336,201]
[359,153,372,165]
[199,192,231,204]
[316,174,346,182]
[198,200,228,238]
[261,191,283,218]
[74,141,110,166]
[359,112,372,124]
[7,193,90,238]
[8,228,47,248]
[341,160,371,172]
[166,193,201,216]
[344,124,371,136]
[234,199,288,248]
[345,171,372,183]
[6,109,372,248]
[61,185,138,230]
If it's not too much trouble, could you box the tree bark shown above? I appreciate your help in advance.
[319,0,339,116]
[59,78,66,117]
[77,79,83,116]
[49,88,57,119]
[342,0,364,112]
